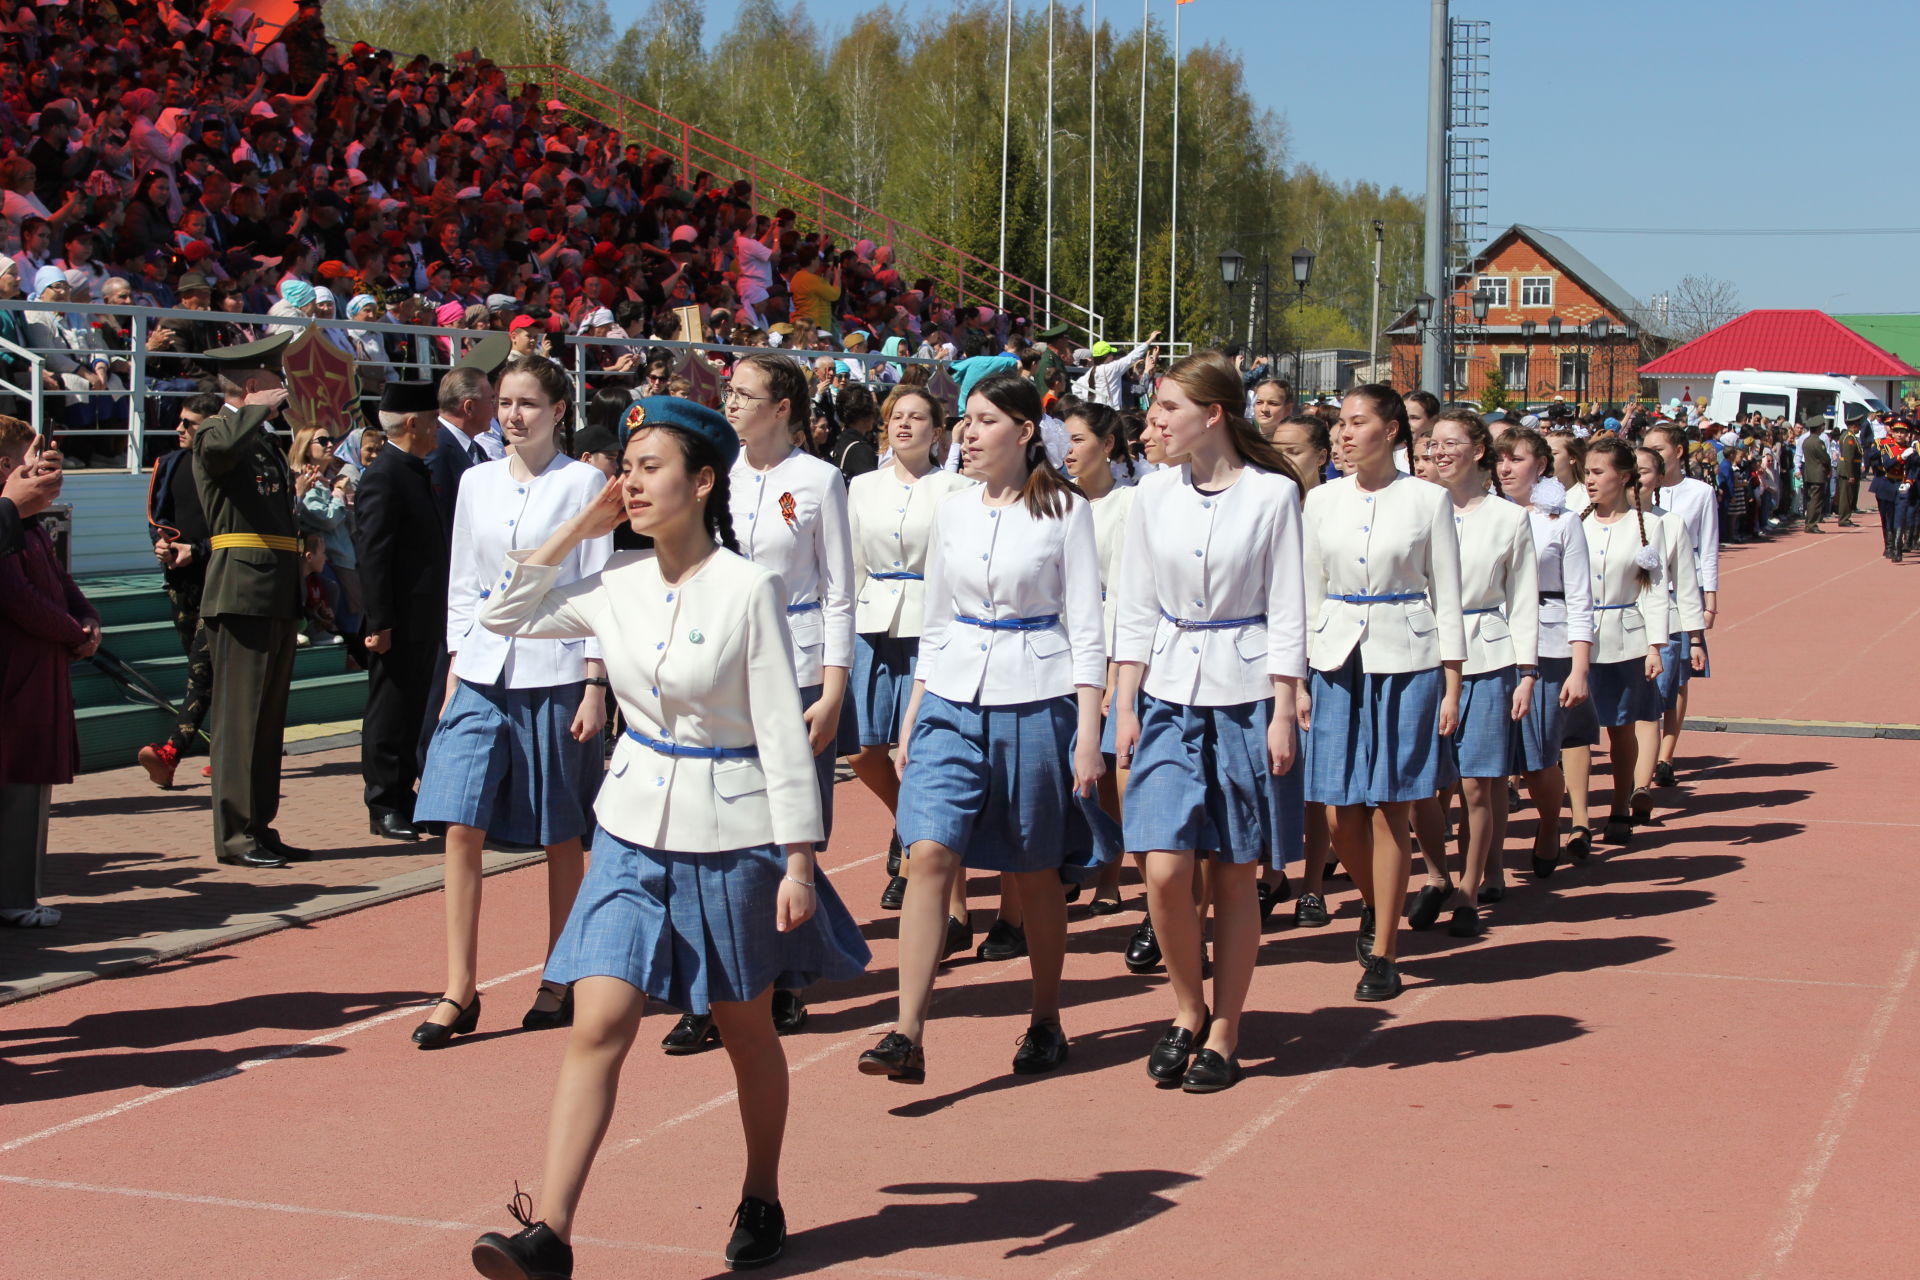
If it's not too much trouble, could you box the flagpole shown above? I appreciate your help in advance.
[1044,0,1055,326]
[1087,0,1097,337]
[1168,0,1180,346]
[997,0,1013,313]
[1131,0,1147,342]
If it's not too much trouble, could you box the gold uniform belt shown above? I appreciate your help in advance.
[211,533,303,553]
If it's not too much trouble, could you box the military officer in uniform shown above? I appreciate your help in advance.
[1837,418,1863,527]
[193,332,308,868]
[1800,413,1832,533]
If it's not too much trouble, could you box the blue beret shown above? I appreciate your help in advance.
[620,395,739,471]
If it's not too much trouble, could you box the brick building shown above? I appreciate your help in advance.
[1387,224,1652,410]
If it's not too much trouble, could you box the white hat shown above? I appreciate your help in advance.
[249,100,277,118]
[579,307,615,331]
[670,225,698,244]
[346,168,368,186]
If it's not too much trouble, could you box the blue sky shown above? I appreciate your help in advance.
[646,0,1917,314]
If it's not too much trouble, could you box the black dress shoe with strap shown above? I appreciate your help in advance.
[879,874,908,910]
[1181,1048,1241,1094]
[1406,882,1450,931]
[1565,825,1591,862]
[661,1012,721,1055]
[940,913,973,961]
[521,983,573,1032]
[472,1186,572,1280]
[724,1195,786,1271]
[1124,919,1162,973]
[1293,892,1331,928]
[857,1031,925,1083]
[977,919,1027,962]
[412,993,480,1049]
[1146,1010,1208,1083]
[1011,1021,1069,1075]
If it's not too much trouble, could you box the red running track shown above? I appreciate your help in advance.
[3,520,1917,1279]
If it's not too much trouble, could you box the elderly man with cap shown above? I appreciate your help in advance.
[1071,328,1160,409]
[192,332,307,867]
[354,381,449,841]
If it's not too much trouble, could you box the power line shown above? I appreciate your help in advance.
[1535,225,1920,238]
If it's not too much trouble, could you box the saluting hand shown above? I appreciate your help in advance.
[573,473,627,541]
[245,387,290,412]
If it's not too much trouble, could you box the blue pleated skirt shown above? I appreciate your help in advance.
[1518,654,1572,772]
[1590,657,1662,728]
[1123,694,1304,867]
[1452,667,1524,779]
[897,692,1118,878]
[1304,655,1446,807]
[544,829,871,1015]
[1099,687,1140,757]
[851,633,917,747]
[415,678,602,844]
[1655,633,1688,709]
[799,682,860,851]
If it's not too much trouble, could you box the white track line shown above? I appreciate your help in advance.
[1746,933,1919,1280]
[0,963,545,1155]
[1046,988,1441,1280]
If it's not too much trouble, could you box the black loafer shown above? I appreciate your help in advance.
[1652,759,1676,788]
[879,874,908,911]
[858,1031,925,1083]
[1566,825,1591,862]
[412,994,480,1049]
[216,845,289,868]
[1145,1012,1207,1083]
[1629,787,1656,825]
[661,1012,721,1055]
[520,984,573,1032]
[1293,892,1330,928]
[1124,919,1162,973]
[1406,882,1450,931]
[1087,892,1124,916]
[1603,816,1633,846]
[369,812,421,842]
[723,1195,786,1271]
[771,989,807,1035]
[1011,1021,1069,1075]
[1446,905,1483,937]
[977,919,1027,962]
[1256,875,1289,922]
[1355,954,1403,1002]
[1181,1048,1241,1093]
[472,1194,572,1280]
[885,831,902,878]
[1481,876,1507,904]
[941,913,974,961]
[1355,905,1377,966]
[1531,840,1559,879]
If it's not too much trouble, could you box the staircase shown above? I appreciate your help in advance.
[72,572,367,773]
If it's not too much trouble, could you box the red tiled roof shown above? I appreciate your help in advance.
[1639,309,1920,378]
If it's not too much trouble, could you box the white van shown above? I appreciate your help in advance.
[1704,370,1889,428]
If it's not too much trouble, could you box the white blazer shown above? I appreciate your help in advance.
[848,464,972,637]
[1302,473,1466,674]
[1528,507,1595,661]
[1088,485,1136,658]
[1454,495,1540,676]
[730,448,856,687]
[446,453,611,688]
[916,487,1107,706]
[1112,465,1308,706]
[1658,475,1721,592]
[1579,510,1672,665]
[1649,503,1708,635]
[479,549,823,852]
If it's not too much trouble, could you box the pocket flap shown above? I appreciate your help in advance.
[1233,625,1268,662]
[1538,599,1567,626]
[1406,605,1438,635]
[1026,627,1069,659]
[1619,606,1645,633]
[1477,614,1511,643]
[711,757,768,799]
[788,608,825,650]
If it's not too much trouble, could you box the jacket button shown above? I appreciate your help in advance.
[979,642,987,650]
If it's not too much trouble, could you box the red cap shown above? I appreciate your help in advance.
[180,239,214,263]
[508,314,537,332]
[527,228,549,244]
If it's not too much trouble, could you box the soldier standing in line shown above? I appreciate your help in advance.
[192,332,308,868]
[1837,418,1863,528]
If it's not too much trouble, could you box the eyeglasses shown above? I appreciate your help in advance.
[725,387,768,405]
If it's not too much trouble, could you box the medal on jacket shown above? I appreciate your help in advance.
[779,491,797,527]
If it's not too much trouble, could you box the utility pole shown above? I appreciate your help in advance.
[1420,0,1447,396]
[1369,218,1385,376]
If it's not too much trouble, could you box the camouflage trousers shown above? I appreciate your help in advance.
[165,581,214,757]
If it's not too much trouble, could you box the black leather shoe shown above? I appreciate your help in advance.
[369,812,421,842]
[1629,787,1656,825]
[1447,905,1483,937]
[521,983,573,1032]
[940,913,973,961]
[257,832,311,862]
[1406,882,1450,931]
[858,1031,924,1083]
[1257,875,1289,922]
[879,874,908,910]
[1566,825,1591,862]
[412,993,480,1048]
[1294,892,1331,928]
[977,919,1027,962]
[1181,1048,1241,1093]
[661,1012,721,1055]
[885,830,902,878]
[723,1195,786,1271]
[216,845,289,868]
[1355,905,1377,966]
[1011,1021,1069,1075]
[1146,1012,1208,1083]
[472,1187,572,1279]
[771,989,808,1034]
[1355,954,1403,1002]
[1124,919,1162,973]
[1603,816,1633,846]
[1087,890,1124,916]
[1531,838,1559,879]
[1652,759,1677,788]
[1481,875,1507,904]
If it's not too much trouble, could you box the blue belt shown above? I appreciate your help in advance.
[624,727,759,760]
[955,613,1059,632]
[1160,609,1266,631]
[786,600,821,615]
[1592,603,1637,611]
[1463,606,1503,616]
[1328,592,1426,604]
[869,571,923,581]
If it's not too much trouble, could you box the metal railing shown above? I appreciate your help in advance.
[0,299,957,469]
[0,329,45,431]
[500,64,1106,343]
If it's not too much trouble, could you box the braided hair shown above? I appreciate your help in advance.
[1580,435,1650,587]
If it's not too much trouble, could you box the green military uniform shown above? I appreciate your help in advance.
[1837,427,1863,525]
[1800,420,1831,532]
[192,333,306,866]
[1030,322,1070,401]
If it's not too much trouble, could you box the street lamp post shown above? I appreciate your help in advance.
[1622,319,1641,411]
[1290,246,1315,396]
[1547,314,1564,408]
[1589,317,1613,411]
[1413,292,1435,390]
[1470,287,1493,404]
[1519,318,1537,405]
[1218,247,1245,346]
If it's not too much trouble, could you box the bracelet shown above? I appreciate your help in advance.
[784,875,815,890]
[583,676,610,688]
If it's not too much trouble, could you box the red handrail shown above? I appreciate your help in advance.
[500,64,1102,339]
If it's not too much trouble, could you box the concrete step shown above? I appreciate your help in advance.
[76,672,367,773]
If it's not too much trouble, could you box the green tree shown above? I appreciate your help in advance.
[1479,366,1512,413]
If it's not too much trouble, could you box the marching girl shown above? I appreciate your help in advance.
[1063,401,1141,918]
[1493,427,1594,878]
[718,350,858,1040]
[1111,352,1306,1092]
[1574,437,1669,848]
[1270,413,1338,928]
[1301,384,1465,1002]
[467,396,869,1278]
[1636,446,1708,823]
[412,356,610,1048]
[1427,409,1539,936]
[858,371,1107,1084]
[1643,424,1719,789]
[847,386,972,936]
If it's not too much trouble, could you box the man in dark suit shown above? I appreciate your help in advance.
[354,382,449,841]
[1801,414,1832,533]
[425,333,511,537]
